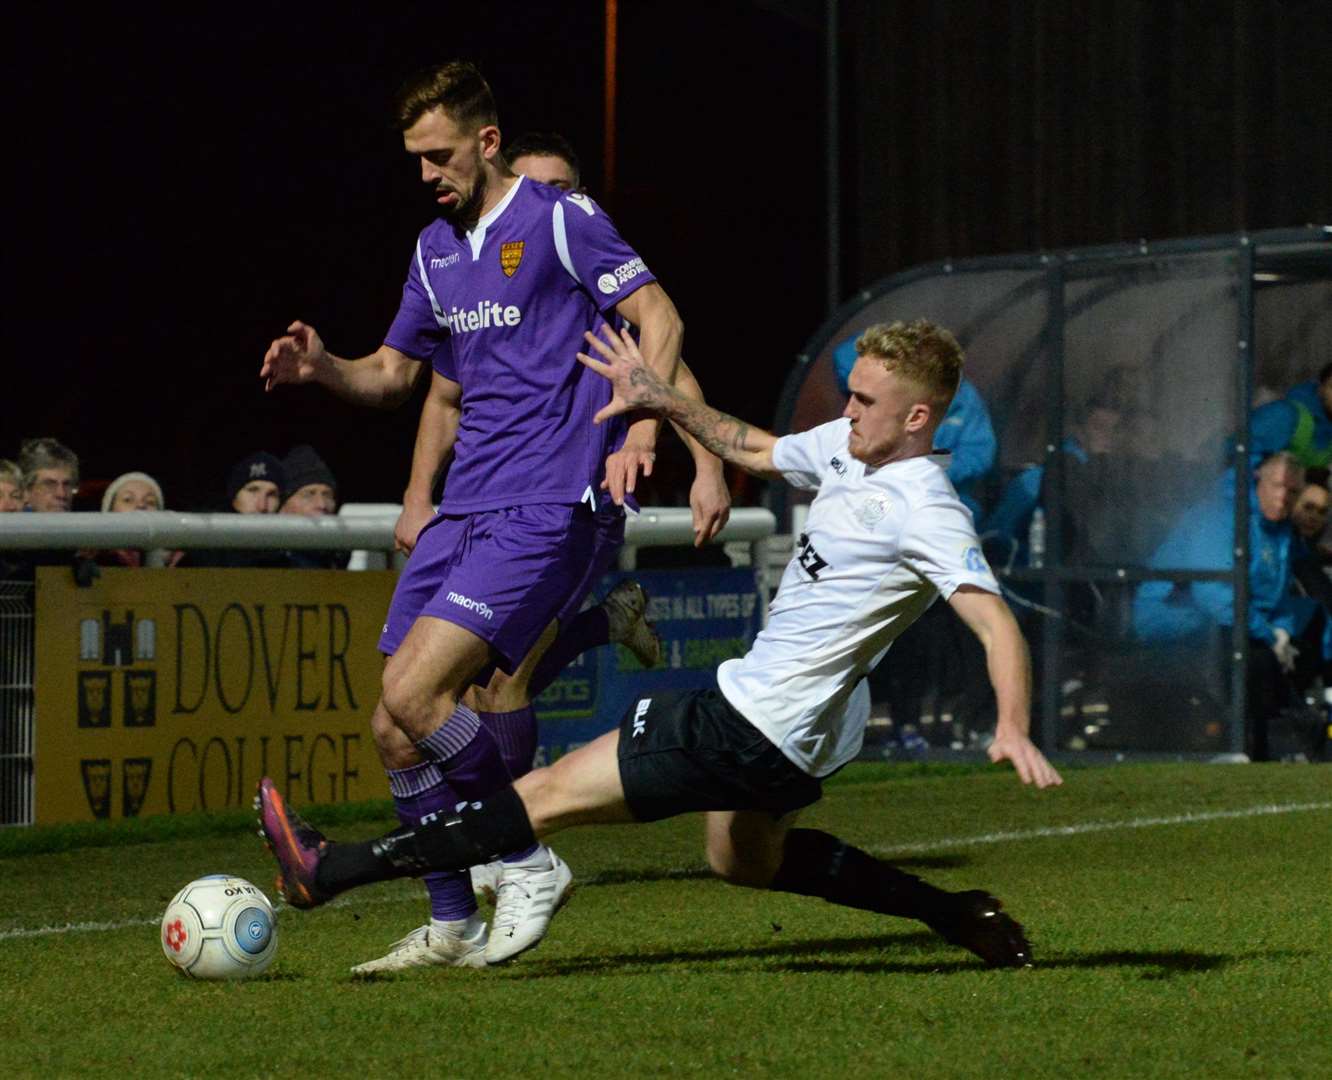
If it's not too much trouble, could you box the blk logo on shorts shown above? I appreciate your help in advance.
[632,698,651,738]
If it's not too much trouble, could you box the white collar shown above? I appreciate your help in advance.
[467,174,524,238]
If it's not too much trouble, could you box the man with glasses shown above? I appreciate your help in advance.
[19,438,80,512]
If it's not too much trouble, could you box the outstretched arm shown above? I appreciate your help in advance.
[579,324,781,479]
[261,321,423,409]
[947,586,1062,788]
[395,372,462,553]
[671,360,731,545]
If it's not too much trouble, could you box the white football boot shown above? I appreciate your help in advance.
[350,912,488,975]
[484,847,575,964]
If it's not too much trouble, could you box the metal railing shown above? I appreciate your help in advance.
[0,506,777,826]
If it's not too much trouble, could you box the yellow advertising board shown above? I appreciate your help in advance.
[34,567,396,824]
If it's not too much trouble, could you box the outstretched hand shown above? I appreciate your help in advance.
[988,730,1063,788]
[261,321,327,392]
[577,324,669,425]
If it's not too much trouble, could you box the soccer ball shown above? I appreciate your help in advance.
[160,875,278,980]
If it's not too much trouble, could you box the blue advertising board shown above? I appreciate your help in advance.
[532,567,763,762]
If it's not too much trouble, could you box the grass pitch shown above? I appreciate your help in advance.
[2,762,1329,1079]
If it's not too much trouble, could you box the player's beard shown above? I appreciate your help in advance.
[436,171,488,228]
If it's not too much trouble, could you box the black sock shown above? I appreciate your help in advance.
[316,785,537,897]
[769,828,956,926]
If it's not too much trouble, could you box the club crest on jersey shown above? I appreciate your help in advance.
[854,494,892,530]
[500,241,525,277]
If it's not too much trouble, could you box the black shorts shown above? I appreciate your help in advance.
[616,688,824,823]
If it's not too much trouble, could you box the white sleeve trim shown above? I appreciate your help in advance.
[414,238,448,329]
[551,202,581,284]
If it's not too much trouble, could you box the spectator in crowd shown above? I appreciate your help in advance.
[1290,471,1331,558]
[1132,452,1312,759]
[833,336,995,516]
[0,460,22,512]
[279,445,347,569]
[1287,472,1332,635]
[228,451,284,514]
[1249,364,1332,468]
[280,445,338,517]
[102,471,163,513]
[19,437,79,512]
[504,131,581,191]
[983,398,1123,568]
[183,452,290,568]
[93,471,183,568]
[5,438,81,580]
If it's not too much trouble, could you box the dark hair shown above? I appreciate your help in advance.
[1319,362,1332,385]
[1304,466,1330,490]
[391,61,497,132]
[504,131,581,185]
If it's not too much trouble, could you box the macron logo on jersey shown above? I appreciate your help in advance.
[429,253,461,269]
[444,301,523,335]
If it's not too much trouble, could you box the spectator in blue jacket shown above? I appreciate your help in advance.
[1249,364,1332,469]
[983,399,1123,567]
[1132,452,1310,759]
[834,335,996,515]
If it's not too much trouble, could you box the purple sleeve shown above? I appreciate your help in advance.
[554,193,656,314]
[383,243,455,379]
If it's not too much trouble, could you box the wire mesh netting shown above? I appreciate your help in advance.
[1,581,35,825]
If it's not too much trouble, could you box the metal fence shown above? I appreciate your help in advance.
[775,226,1331,758]
[0,507,776,826]
[1,581,35,825]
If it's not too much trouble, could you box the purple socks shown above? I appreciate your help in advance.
[414,702,537,866]
[479,706,539,779]
[478,706,541,864]
[387,762,474,922]
[529,607,610,698]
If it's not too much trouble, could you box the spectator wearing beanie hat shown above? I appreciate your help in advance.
[279,445,337,517]
[180,452,291,568]
[279,446,347,569]
[95,470,183,568]
[228,451,285,514]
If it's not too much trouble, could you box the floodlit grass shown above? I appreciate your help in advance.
[2,762,1329,1078]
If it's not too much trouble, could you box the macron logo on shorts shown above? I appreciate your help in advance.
[631,698,651,738]
[447,591,495,621]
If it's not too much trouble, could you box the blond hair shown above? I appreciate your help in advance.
[855,320,963,412]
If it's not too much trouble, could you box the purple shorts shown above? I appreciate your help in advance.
[379,503,624,672]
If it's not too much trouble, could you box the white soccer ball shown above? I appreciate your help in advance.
[160,875,278,980]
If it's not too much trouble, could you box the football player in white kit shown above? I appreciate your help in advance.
[257,319,1062,968]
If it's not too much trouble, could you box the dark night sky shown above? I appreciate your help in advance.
[15,3,1323,512]
[7,3,825,510]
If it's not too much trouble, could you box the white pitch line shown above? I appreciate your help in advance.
[871,800,1332,857]
[2,800,1329,942]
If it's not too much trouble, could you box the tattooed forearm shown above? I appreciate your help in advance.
[661,395,766,470]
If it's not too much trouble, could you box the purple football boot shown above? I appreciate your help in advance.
[254,777,332,909]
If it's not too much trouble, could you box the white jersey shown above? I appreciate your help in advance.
[717,417,1000,777]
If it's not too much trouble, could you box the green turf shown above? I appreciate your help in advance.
[2,762,1329,1078]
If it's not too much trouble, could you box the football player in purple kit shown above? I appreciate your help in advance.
[260,62,710,972]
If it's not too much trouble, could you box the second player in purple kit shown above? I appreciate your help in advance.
[260,61,693,970]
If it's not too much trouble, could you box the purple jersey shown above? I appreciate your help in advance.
[384,177,656,513]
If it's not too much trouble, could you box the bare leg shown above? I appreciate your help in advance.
[513,728,639,835]
[704,809,803,887]
[380,615,494,743]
